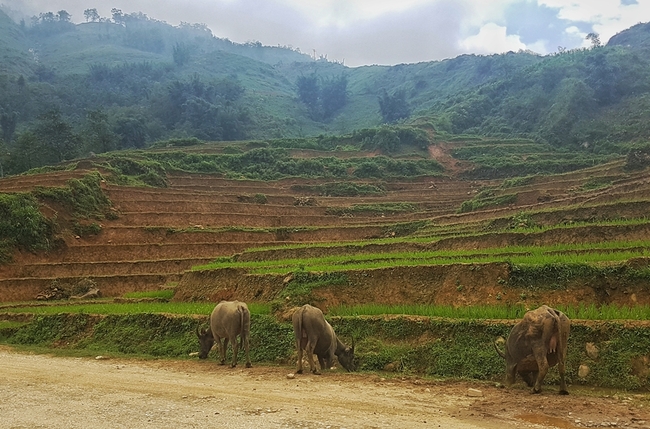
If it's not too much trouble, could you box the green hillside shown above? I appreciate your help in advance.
[1,8,650,176]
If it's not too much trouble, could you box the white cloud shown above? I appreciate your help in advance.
[539,0,621,22]
[539,0,650,41]
[460,22,526,54]
[4,0,650,65]
[526,39,550,55]
[458,0,521,29]
[275,0,433,27]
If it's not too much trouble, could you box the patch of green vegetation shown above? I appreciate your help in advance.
[84,314,201,357]
[33,172,112,219]
[0,320,26,329]
[253,193,268,204]
[0,192,54,263]
[506,263,650,291]
[145,149,443,181]
[263,125,430,155]
[329,303,650,321]
[508,212,537,230]
[4,301,271,316]
[193,240,650,275]
[459,190,518,213]
[273,271,349,310]
[148,137,205,149]
[501,175,536,188]
[1,173,117,259]
[97,155,169,187]
[122,290,175,300]
[72,221,102,237]
[580,177,612,191]
[625,144,650,171]
[8,313,97,347]
[2,312,648,389]
[566,323,650,390]
[381,220,429,238]
[330,304,528,319]
[20,164,76,175]
[458,152,618,180]
[326,203,418,216]
[291,181,386,197]
[249,315,294,363]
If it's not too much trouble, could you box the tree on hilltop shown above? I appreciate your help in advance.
[378,89,410,124]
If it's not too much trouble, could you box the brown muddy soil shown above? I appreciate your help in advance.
[174,262,650,309]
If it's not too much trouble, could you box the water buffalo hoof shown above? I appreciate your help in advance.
[559,390,569,395]
[312,370,321,375]
[246,362,252,368]
[532,387,542,394]
[296,369,303,374]
[231,364,237,368]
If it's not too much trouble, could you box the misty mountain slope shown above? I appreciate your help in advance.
[2,8,650,176]
[0,11,32,75]
[607,21,650,50]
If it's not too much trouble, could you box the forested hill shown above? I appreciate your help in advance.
[1,7,650,175]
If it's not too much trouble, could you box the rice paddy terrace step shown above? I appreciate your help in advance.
[3,158,649,303]
[93,225,386,245]
[11,242,261,264]
[0,170,92,192]
[0,258,215,278]
[0,274,176,302]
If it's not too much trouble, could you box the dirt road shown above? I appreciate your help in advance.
[0,346,647,429]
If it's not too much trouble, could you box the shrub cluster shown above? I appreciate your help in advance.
[0,192,53,262]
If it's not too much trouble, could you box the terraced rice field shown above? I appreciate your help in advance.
[1,144,650,308]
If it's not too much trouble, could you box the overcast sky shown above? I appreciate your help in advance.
[3,0,650,67]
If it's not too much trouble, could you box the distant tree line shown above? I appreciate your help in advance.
[0,68,249,175]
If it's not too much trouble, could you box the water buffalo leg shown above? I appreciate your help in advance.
[505,362,517,387]
[220,338,229,365]
[231,335,239,368]
[296,337,306,373]
[558,348,568,394]
[532,353,549,394]
[243,335,252,368]
[306,338,320,374]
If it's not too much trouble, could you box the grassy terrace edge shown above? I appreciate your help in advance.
[192,240,650,274]
[2,302,650,321]
[0,312,648,390]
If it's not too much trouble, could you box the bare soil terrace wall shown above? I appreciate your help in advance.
[174,263,650,310]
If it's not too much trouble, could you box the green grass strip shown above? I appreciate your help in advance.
[2,302,271,316]
[194,240,650,274]
[328,303,650,320]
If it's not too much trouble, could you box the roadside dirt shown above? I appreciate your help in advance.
[1,346,648,429]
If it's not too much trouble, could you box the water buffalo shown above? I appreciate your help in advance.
[292,304,356,374]
[196,300,252,368]
[495,305,570,394]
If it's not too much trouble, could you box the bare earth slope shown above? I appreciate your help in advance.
[1,346,647,429]
[2,147,650,304]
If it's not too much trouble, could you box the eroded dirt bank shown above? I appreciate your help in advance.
[0,346,647,429]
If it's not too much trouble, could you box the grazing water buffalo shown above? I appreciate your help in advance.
[292,304,356,374]
[196,300,252,368]
[495,305,570,394]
